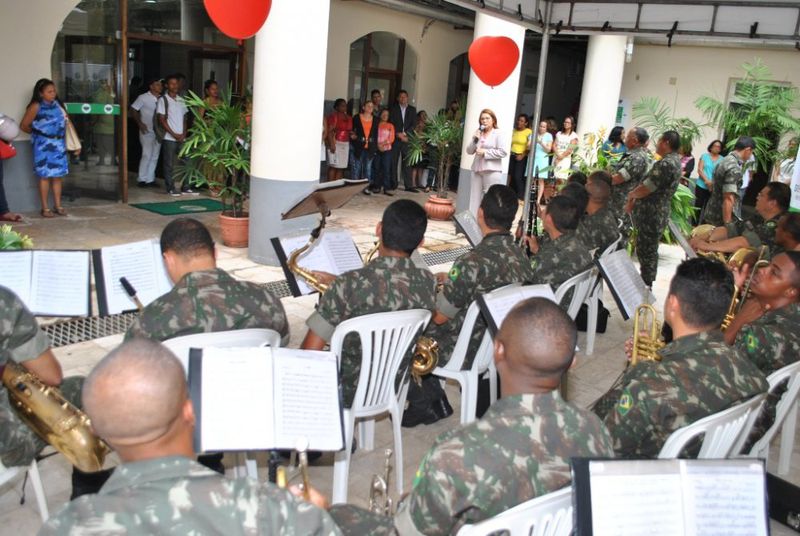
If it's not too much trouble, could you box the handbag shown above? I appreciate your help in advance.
[0,139,16,160]
[60,106,82,152]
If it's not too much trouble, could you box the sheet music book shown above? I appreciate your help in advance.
[667,220,697,259]
[93,239,173,316]
[189,347,345,453]
[271,228,364,296]
[572,458,769,536]
[0,250,90,316]
[453,210,483,247]
[595,249,655,321]
[478,284,557,336]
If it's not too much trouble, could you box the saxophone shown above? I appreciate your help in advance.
[2,361,109,472]
[287,211,329,294]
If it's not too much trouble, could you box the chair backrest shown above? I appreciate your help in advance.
[741,360,800,456]
[330,309,430,414]
[162,328,283,374]
[599,235,622,259]
[456,487,573,536]
[658,393,767,459]
[554,268,597,320]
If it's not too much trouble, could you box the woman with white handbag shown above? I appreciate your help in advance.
[0,112,22,222]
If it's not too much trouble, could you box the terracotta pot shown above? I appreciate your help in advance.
[219,212,249,248]
[424,195,455,221]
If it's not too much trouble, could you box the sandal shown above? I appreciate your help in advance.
[0,212,22,222]
[41,209,54,218]
[54,207,67,216]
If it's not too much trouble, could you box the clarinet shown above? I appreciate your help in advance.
[525,166,540,239]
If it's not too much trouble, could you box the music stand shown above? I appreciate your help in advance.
[282,179,369,222]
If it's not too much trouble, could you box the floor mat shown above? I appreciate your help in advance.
[130,198,223,215]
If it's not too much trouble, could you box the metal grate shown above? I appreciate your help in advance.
[263,280,293,299]
[421,246,470,266]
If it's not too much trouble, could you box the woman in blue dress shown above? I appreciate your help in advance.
[20,78,78,217]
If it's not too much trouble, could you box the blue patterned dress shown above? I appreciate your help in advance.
[31,100,68,178]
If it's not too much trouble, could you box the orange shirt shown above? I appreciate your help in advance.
[361,115,373,148]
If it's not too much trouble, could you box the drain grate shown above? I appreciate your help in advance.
[421,246,470,266]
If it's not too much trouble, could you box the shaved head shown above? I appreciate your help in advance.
[496,297,577,379]
[84,338,188,446]
[586,178,610,205]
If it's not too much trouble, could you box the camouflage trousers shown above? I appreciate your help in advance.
[634,206,670,287]
[0,376,84,467]
[741,381,784,453]
[328,504,396,536]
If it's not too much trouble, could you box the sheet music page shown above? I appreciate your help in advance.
[199,347,274,451]
[598,250,655,319]
[681,461,768,536]
[0,251,33,306]
[151,241,173,295]
[454,210,483,246]
[100,240,173,314]
[323,229,364,275]
[668,220,697,259]
[483,285,556,332]
[271,349,344,451]
[29,250,89,316]
[280,230,363,295]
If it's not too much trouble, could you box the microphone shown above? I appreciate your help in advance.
[479,125,486,132]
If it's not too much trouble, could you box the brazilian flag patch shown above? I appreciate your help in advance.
[746,331,759,352]
[766,221,777,228]
[449,266,461,282]
[616,389,634,416]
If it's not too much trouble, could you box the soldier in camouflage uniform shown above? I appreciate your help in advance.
[125,218,289,345]
[41,338,343,536]
[394,298,614,535]
[774,213,800,254]
[594,258,768,458]
[691,182,789,259]
[576,173,620,253]
[704,136,756,226]
[302,200,436,409]
[610,128,653,238]
[626,131,683,287]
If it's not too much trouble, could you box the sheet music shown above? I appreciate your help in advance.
[668,220,697,259]
[453,210,483,246]
[481,285,556,334]
[280,229,363,295]
[29,250,89,316]
[272,349,344,451]
[99,239,172,314]
[597,250,655,320]
[0,251,33,305]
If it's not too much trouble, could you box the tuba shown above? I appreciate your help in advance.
[287,210,330,294]
[2,361,109,472]
[631,304,665,366]
[368,448,394,515]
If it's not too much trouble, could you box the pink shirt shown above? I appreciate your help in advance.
[466,129,507,173]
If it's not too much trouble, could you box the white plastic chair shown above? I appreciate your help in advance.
[583,236,622,355]
[658,393,767,459]
[330,309,431,504]
[455,486,573,536]
[738,360,800,475]
[554,268,597,320]
[0,459,49,522]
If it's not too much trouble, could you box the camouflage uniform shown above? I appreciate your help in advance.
[125,268,289,345]
[394,391,614,535]
[328,505,397,536]
[0,286,83,467]
[724,213,783,256]
[610,146,653,237]
[530,231,593,300]
[575,205,620,254]
[306,256,436,408]
[596,330,768,458]
[425,233,534,367]
[632,152,682,287]
[704,152,744,226]
[39,456,341,535]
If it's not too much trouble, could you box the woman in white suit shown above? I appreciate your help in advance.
[466,108,507,216]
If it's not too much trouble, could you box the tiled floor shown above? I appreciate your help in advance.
[1,185,797,535]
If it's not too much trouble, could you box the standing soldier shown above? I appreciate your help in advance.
[704,136,756,226]
[610,127,652,239]
[625,131,683,288]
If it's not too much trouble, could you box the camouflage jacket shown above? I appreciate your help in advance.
[636,152,682,215]
[724,213,783,254]
[125,268,289,345]
[575,206,620,254]
[39,456,341,536]
[530,231,593,291]
[704,153,744,226]
[597,330,768,458]
[610,146,653,218]
[735,303,800,375]
[306,255,436,408]
[0,286,49,368]
[425,233,534,368]
[394,391,614,535]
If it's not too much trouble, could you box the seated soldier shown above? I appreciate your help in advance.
[403,185,535,427]
[393,298,614,535]
[690,182,789,257]
[0,286,110,499]
[575,173,619,253]
[559,181,589,215]
[302,200,437,409]
[774,212,800,254]
[125,217,289,345]
[594,257,768,458]
[39,338,342,535]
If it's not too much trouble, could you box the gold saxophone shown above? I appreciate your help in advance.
[2,361,109,472]
[287,211,329,294]
[631,304,665,366]
[368,448,394,515]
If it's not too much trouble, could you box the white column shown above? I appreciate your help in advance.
[248,0,330,265]
[576,35,627,142]
[456,13,526,214]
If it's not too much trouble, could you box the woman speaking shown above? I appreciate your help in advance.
[466,108,507,216]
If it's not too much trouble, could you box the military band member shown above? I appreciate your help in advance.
[610,127,652,237]
[125,218,289,345]
[394,298,613,535]
[302,200,437,409]
[594,257,768,458]
[704,136,756,226]
[575,173,619,253]
[690,182,789,257]
[775,213,800,254]
[625,131,683,288]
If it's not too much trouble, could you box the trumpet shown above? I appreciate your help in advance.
[287,208,330,294]
[631,304,665,366]
[690,224,716,241]
[721,246,769,331]
[368,448,394,515]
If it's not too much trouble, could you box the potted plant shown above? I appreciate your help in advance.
[176,87,251,247]
[0,225,33,250]
[407,109,464,220]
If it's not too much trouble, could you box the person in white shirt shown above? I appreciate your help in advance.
[553,116,579,183]
[466,108,507,217]
[130,78,162,188]
[156,74,194,196]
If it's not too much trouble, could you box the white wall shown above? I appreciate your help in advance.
[326,0,473,113]
[619,43,800,153]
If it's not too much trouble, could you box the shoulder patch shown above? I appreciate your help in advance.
[745,331,759,352]
[766,221,777,228]
[616,389,634,417]
[448,266,461,282]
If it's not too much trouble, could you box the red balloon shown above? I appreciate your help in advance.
[468,36,520,87]
[204,0,272,40]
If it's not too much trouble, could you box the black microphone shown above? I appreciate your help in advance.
[474,124,486,143]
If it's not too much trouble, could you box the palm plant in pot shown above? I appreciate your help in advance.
[176,87,251,247]
[407,109,464,220]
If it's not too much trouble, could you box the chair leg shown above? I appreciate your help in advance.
[586,292,599,356]
[462,373,478,425]
[488,362,498,405]
[332,412,356,504]
[358,419,376,451]
[778,400,798,475]
[245,456,258,480]
[389,405,404,496]
[28,460,49,522]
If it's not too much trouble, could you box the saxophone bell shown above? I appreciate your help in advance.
[287,209,329,294]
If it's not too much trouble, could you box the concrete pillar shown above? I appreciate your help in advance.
[455,13,525,215]
[248,0,330,265]
[576,35,627,142]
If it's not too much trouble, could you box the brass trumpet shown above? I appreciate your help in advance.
[690,224,716,241]
[368,448,394,515]
[631,304,665,366]
[720,246,769,331]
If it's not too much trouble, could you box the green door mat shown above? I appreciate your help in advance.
[131,199,224,215]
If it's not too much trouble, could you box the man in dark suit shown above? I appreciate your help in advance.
[389,89,417,192]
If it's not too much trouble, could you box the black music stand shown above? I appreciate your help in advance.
[281,179,369,222]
